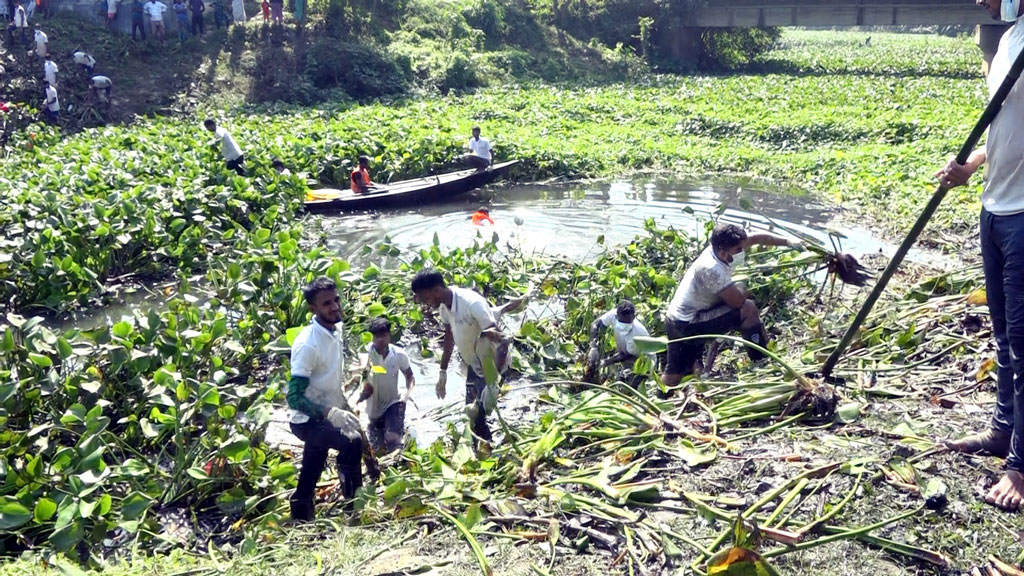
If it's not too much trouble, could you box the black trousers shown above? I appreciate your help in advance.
[225,155,246,176]
[191,13,203,34]
[289,419,363,506]
[465,371,492,443]
[131,17,146,39]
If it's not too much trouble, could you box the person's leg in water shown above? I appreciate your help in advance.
[383,401,405,452]
[465,371,492,447]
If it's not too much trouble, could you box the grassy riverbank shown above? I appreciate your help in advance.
[3,28,1015,576]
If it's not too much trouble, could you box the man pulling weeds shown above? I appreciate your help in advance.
[661,223,799,388]
[286,277,377,521]
[411,269,511,453]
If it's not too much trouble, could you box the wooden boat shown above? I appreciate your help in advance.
[303,160,519,213]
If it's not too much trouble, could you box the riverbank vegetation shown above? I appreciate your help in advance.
[2,27,1015,576]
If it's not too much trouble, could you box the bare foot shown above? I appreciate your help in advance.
[945,429,1010,457]
[984,470,1024,511]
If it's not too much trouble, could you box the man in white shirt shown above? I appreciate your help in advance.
[8,1,28,49]
[935,0,1024,513]
[72,50,96,73]
[203,118,246,176]
[586,300,649,382]
[42,81,58,122]
[89,76,112,103]
[661,223,795,387]
[286,277,375,522]
[466,125,493,171]
[145,0,166,40]
[354,318,415,453]
[411,269,510,450]
[42,56,56,86]
[32,26,46,58]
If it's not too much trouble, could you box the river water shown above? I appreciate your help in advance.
[54,177,923,449]
[299,177,911,449]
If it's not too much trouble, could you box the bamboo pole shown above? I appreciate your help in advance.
[821,45,1024,378]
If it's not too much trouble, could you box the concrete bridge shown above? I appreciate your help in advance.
[679,0,1006,71]
[682,0,993,27]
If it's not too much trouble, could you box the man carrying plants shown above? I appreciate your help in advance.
[354,317,415,453]
[934,0,1024,513]
[203,118,246,176]
[661,223,798,388]
[411,269,511,452]
[286,277,375,521]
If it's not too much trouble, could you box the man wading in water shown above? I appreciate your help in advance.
[286,277,377,521]
[935,0,1024,512]
[661,223,799,387]
[411,269,511,453]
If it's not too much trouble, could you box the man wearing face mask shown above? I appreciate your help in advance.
[933,0,1024,512]
[661,223,797,388]
[587,300,650,377]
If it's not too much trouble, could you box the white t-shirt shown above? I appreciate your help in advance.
[364,343,411,420]
[14,6,27,28]
[440,287,501,378]
[212,126,242,161]
[598,310,650,356]
[73,51,96,68]
[91,76,112,89]
[289,320,350,424]
[984,21,1024,216]
[34,30,47,57]
[667,246,735,322]
[146,1,166,21]
[108,0,118,13]
[468,136,492,159]
[43,60,57,86]
[44,85,59,112]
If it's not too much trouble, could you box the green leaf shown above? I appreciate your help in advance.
[121,492,154,520]
[0,499,33,530]
[632,336,668,354]
[33,497,57,524]
[285,326,304,346]
[28,353,53,368]
[112,321,132,339]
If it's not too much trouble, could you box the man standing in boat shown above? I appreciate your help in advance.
[466,126,493,171]
[350,155,378,194]
[934,0,1024,513]
[411,269,511,452]
[661,223,797,387]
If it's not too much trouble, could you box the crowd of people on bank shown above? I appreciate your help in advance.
[3,1,113,122]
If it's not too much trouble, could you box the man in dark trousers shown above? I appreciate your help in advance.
[936,0,1024,513]
[286,277,373,521]
[411,269,510,452]
[189,0,203,35]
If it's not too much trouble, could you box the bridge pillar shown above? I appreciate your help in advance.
[977,24,1012,76]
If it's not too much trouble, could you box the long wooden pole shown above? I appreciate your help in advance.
[821,44,1024,379]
